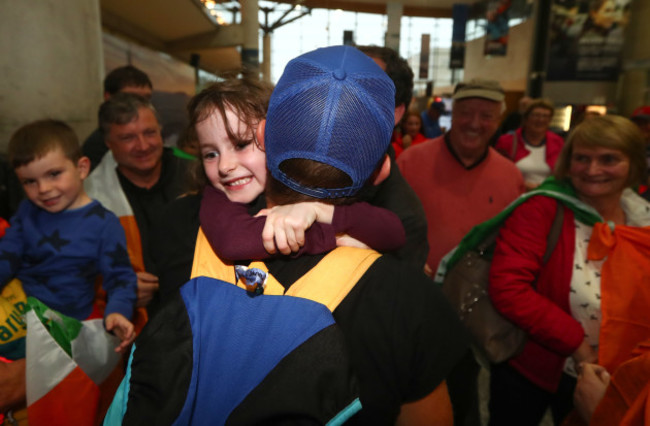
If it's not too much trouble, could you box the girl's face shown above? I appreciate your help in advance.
[197,107,267,204]
[404,114,422,137]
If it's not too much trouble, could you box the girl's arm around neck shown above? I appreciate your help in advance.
[332,202,406,252]
[199,185,339,260]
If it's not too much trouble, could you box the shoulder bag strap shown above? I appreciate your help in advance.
[510,131,518,160]
[542,202,564,264]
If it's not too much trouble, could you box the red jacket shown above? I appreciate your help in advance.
[495,128,564,170]
[489,195,584,392]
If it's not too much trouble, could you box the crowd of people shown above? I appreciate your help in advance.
[0,43,648,426]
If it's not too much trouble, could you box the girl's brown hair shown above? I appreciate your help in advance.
[185,78,274,192]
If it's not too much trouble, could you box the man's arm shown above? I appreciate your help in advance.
[574,363,610,423]
[0,202,28,283]
[0,359,26,413]
[136,271,159,308]
[396,381,453,426]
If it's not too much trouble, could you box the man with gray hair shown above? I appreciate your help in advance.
[85,93,191,312]
[398,78,524,276]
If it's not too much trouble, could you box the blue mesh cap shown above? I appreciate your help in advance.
[266,45,396,199]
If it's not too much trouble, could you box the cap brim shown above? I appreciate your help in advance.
[453,88,504,102]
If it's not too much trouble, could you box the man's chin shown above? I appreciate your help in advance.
[131,158,161,174]
[457,137,487,151]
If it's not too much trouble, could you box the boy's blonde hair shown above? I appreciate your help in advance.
[9,120,82,169]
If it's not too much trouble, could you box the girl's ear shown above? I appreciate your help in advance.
[77,156,91,180]
[256,119,266,149]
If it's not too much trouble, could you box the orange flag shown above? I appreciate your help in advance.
[588,224,650,373]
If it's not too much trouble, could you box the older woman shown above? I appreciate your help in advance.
[495,98,564,190]
[487,115,650,425]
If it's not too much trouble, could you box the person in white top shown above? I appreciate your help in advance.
[495,98,565,190]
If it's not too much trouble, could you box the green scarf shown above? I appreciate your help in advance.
[172,146,198,161]
[433,177,603,284]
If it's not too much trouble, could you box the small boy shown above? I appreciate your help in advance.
[0,119,136,359]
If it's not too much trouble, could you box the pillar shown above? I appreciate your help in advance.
[262,33,272,83]
[0,0,104,151]
[527,0,551,97]
[618,0,650,115]
[240,0,260,78]
[385,3,402,52]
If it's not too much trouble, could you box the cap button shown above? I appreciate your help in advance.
[333,69,346,80]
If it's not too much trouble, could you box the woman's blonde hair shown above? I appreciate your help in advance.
[554,114,646,187]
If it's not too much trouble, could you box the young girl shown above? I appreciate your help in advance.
[393,111,427,158]
[191,78,406,264]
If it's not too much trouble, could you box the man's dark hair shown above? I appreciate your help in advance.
[265,155,387,208]
[98,93,158,135]
[357,45,414,110]
[265,159,358,207]
[104,65,153,96]
[9,120,81,169]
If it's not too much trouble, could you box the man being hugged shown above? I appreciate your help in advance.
[108,46,468,425]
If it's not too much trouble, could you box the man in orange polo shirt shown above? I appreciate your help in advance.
[397,78,524,278]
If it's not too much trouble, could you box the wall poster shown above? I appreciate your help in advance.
[547,0,631,81]
[484,0,511,56]
[450,4,469,69]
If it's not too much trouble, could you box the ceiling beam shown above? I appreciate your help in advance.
[166,25,245,51]
[100,8,166,51]
[404,5,452,18]
[272,0,451,17]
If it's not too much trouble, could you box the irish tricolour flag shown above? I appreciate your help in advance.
[25,298,121,425]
